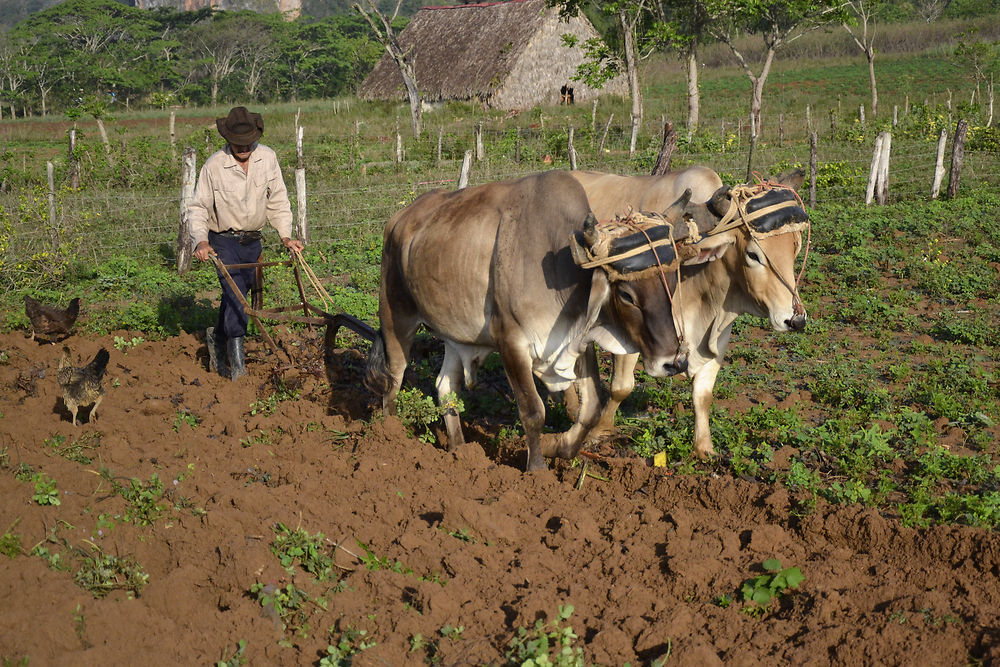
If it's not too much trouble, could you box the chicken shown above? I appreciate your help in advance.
[24,295,81,343]
[57,347,110,426]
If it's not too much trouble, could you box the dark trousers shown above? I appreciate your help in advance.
[209,231,262,342]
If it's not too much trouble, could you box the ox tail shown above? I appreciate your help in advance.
[363,330,393,397]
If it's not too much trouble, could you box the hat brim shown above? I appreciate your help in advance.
[216,118,262,145]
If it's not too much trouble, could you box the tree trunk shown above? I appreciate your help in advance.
[686,43,700,136]
[621,8,642,155]
[867,48,878,118]
[749,47,776,138]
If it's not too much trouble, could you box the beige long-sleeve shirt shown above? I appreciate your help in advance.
[187,143,294,247]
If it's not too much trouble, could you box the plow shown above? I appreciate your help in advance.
[210,251,376,369]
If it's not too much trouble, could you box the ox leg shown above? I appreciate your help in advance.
[547,349,602,460]
[436,344,466,451]
[589,353,639,440]
[379,321,419,418]
[496,343,548,472]
[692,358,721,459]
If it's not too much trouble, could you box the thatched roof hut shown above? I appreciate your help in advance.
[358,0,626,110]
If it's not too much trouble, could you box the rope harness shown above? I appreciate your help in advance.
[573,174,812,362]
[576,211,693,360]
[701,173,811,317]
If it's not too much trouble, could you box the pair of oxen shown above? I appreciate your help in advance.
[364,167,809,471]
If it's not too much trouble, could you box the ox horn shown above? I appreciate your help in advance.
[661,188,693,223]
[707,185,732,217]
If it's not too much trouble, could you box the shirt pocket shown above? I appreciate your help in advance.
[253,172,275,198]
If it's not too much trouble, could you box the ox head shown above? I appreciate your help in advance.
[570,189,716,377]
[683,179,809,332]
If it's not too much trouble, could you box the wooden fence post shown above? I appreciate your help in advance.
[778,113,784,147]
[395,121,402,163]
[931,128,947,200]
[437,126,443,166]
[875,131,891,205]
[590,99,598,145]
[568,126,577,171]
[475,122,484,161]
[515,127,521,163]
[809,131,818,209]
[96,117,114,166]
[68,128,80,189]
[651,121,677,176]
[177,147,196,274]
[169,110,176,161]
[295,125,308,246]
[947,119,968,199]
[745,130,758,183]
[865,133,884,206]
[598,114,613,153]
[46,162,57,247]
[458,150,472,189]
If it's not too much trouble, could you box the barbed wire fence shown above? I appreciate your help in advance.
[3,109,998,275]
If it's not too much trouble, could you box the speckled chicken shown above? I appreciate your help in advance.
[24,295,80,343]
[58,347,110,426]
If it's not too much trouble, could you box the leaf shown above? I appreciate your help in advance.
[783,567,805,589]
[762,558,782,572]
[752,588,772,605]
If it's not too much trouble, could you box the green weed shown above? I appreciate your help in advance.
[505,604,584,667]
[320,628,375,666]
[31,473,61,506]
[739,559,805,615]
[216,640,247,667]
[0,518,22,558]
[271,522,340,581]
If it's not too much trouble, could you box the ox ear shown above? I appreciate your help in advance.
[774,168,806,192]
[681,231,736,266]
[707,185,732,217]
[570,213,599,266]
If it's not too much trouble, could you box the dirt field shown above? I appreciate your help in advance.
[1,328,999,666]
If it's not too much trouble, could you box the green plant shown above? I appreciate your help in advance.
[31,473,61,506]
[320,628,375,666]
[112,335,145,352]
[505,605,584,667]
[394,388,464,444]
[45,432,101,464]
[271,522,338,581]
[740,559,805,614]
[216,640,247,667]
[440,624,464,640]
[73,542,149,599]
[99,469,166,526]
[0,518,22,558]
[172,410,199,432]
[249,582,320,639]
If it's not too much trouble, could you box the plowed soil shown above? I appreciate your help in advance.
[1,329,999,666]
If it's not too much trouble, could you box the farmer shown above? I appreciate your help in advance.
[188,106,304,380]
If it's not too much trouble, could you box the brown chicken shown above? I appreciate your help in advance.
[24,295,81,343]
[58,347,110,426]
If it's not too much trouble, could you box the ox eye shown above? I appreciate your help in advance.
[617,285,636,306]
[746,250,762,264]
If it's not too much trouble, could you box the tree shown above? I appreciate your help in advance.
[842,0,880,118]
[186,13,255,107]
[354,0,421,137]
[651,0,711,136]
[0,35,30,118]
[703,0,849,139]
[552,0,666,155]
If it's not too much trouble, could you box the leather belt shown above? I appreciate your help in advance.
[213,229,262,245]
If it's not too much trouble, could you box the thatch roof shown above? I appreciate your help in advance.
[358,0,626,109]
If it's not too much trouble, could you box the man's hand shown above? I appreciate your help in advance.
[282,237,305,253]
[194,241,216,262]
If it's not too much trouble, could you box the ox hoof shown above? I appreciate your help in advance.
[694,446,718,461]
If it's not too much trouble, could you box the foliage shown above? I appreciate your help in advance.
[271,522,339,581]
[394,387,464,445]
[320,628,375,666]
[740,558,805,613]
[505,604,584,667]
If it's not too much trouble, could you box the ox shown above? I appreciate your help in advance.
[364,170,716,471]
[571,167,809,459]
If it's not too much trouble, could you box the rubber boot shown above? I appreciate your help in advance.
[227,336,247,380]
[206,327,229,377]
